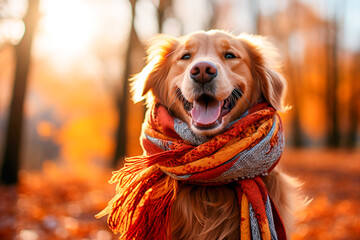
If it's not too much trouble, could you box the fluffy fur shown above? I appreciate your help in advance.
[131,30,301,239]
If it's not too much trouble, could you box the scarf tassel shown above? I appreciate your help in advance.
[236,177,286,240]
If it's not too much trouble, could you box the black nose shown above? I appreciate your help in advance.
[190,61,218,84]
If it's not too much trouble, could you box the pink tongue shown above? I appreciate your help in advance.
[191,101,221,125]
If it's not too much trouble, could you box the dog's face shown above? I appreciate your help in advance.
[132,30,286,136]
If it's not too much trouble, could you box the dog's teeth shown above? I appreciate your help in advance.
[176,88,194,111]
[223,99,231,109]
[184,101,193,111]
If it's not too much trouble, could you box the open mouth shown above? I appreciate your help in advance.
[176,88,243,130]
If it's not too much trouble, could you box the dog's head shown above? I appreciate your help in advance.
[132,30,286,136]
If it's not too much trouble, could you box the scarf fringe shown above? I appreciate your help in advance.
[96,163,178,239]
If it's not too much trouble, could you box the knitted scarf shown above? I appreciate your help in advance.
[96,102,287,240]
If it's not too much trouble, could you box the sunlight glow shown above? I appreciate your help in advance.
[33,0,131,77]
[0,0,27,45]
[35,0,96,59]
[0,20,25,45]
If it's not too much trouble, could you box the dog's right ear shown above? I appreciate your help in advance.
[238,34,287,111]
[131,34,178,103]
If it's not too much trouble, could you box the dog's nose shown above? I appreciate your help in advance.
[190,61,218,84]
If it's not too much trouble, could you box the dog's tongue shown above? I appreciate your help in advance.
[191,100,221,125]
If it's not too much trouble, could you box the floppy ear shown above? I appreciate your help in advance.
[131,34,178,103]
[238,34,287,111]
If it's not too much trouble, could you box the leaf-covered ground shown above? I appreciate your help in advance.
[282,149,360,240]
[0,149,359,240]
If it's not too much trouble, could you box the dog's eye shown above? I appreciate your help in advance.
[224,52,237,59]
[181,53,191,60]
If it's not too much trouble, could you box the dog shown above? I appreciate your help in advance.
[131,30,301,240]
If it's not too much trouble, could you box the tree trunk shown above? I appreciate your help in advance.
[325,15,340,147]
[346,53,360,148]
[1,0,40,185]
[287,59,304,147]
[112,0,143,167]
[158,0,172,33]
[282,3,304,147]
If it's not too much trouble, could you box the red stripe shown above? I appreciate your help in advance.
[254,176,269,205]
[142,138,164,155]
[269,196,287,239]
[238,178,268,223]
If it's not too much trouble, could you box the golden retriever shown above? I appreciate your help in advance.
[131,30,301,240]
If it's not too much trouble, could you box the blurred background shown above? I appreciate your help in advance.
[0,0,359,239]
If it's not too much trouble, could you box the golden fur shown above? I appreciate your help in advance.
[132,30,301,239]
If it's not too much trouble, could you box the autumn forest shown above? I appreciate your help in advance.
[0,0,359,239]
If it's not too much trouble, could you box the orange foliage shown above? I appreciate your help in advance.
[1,149,359,240]
[55,111,116,176]
[300,97,327,138]
[36,121,56,139]
[0,161,118,240]
[25,61,119,174]
[282,149,360,240]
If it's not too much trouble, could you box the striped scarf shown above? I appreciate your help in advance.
[97,102,287,240]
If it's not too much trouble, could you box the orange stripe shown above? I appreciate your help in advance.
[240,194,251,240]
[259,217,271,240]
[144,128,178,142]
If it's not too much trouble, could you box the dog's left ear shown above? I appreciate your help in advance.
[238,34,287,111]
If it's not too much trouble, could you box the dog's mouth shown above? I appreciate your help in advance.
[177,88,243,130]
